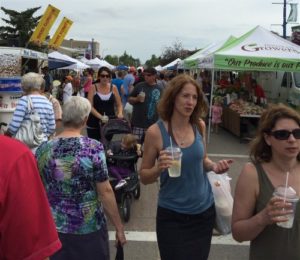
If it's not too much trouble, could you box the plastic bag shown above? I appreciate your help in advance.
[207,171,233,235]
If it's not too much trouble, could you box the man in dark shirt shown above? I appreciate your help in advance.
[42,66,53,93]
[128,67,162,143]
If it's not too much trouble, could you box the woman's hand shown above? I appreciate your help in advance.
[117,113,123,119]
[212,159,233,174]
[115,228,127,246]
[157,149,173,173]
[262,196,293,225]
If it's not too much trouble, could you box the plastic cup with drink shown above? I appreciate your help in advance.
[138,89,145,103]
[101,112,109,124]
[273,181,299,228]
[166,138,182,177]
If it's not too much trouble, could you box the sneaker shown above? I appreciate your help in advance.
[115,179,127,190]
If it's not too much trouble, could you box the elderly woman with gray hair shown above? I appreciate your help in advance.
[35,96,126,260]
[5,72,55,143]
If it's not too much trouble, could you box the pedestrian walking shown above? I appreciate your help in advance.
[36,97,126,260]
[86,66,123,141]
[140,74,232,260]
[232,104,300,259]
[128,67,163,143]
[0,135,61,259]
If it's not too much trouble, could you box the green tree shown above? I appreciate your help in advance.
[0,6,41,48]
[119,51,140,67]
[160,39,191,66]
[105,54,119,65]
[145,54,160,68]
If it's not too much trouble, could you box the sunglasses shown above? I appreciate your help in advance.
[100,74,111,78]
[269,129,300,140]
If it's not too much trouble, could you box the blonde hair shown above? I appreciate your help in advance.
[21,72,44,93]
[122,134,138,149]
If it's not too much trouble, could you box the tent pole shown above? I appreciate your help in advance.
[207,69,215,143]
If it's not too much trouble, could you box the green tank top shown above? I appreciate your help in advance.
[250,163,300,260]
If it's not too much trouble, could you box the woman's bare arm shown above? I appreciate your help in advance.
[232,163,270,242]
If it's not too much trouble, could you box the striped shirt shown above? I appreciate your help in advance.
[8,95,55,137]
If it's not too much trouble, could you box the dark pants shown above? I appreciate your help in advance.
[156,205,215,260]
[51,228,109,260]
[86,127,101,141]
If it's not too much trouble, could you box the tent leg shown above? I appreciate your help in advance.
[207,69,215,144]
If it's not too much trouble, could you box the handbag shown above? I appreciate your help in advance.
[15,96,45,148]
[207,171,233,235]
[115,241,124,260]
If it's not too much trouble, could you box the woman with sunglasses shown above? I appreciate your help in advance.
[232,103,300,259]
[86,66,123,141]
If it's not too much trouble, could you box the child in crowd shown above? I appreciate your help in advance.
[107,134,142,190]
[211,97,223,134]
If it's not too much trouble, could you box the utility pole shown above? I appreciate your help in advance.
[283,0,287,38]
[91,38,94,59]
[272,0,287,38]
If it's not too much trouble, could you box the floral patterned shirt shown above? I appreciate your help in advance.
[36,136,108,234]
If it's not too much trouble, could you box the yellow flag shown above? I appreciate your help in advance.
[29,5,60,44]
[49,17,73,49]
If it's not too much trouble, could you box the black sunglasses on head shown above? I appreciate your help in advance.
[269,129,300,140]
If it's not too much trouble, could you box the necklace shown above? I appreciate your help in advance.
[173,128,189,146]
[168,121,191,147]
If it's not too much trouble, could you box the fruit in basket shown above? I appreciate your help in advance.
[229,101,264,115]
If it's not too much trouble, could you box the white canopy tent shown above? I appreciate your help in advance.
[85,57,115,70]
[162,58,182,70]
[155,65,163,71]
[198,25,300,142]
[49,51,90,70]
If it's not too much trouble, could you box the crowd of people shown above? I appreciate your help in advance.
[1,64,299,260]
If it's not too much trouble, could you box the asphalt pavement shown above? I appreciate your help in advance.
[107,127,252,260]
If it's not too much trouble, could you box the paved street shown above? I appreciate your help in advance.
[107,127,252,260]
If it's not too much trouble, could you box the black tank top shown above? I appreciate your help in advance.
[87,84,115,128]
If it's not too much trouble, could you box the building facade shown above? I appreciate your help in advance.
[59,38,100,59]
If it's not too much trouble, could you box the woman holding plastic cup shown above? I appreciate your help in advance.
[140,74,232,260]
[232,104,300,259]
[86,66,123,141]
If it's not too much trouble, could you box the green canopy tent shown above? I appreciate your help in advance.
[197,25,300,142]
[181,36,237,70]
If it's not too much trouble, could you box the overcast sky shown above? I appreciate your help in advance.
[1,0,298,63]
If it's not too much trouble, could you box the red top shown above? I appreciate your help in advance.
[218,78,230,88]
[83,75,93,93]
[254,84,266,99]
[0,136,61,260]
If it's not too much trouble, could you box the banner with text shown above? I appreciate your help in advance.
[215,55,300,72]
[49,17,73,49]
[29,5,60,45]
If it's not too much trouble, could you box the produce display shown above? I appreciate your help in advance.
[0,54,22,77]
[228,99,264,115]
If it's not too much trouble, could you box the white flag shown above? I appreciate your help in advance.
[288,3,298,23]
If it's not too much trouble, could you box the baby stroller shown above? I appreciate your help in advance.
[101,118,141,222]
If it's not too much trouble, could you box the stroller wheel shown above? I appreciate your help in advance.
[133,182,141,200]
[122,196,131,222]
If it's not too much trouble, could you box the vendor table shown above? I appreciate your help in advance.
[222,107,260,141]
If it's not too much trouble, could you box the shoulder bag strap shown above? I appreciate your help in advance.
[27,95,33,112]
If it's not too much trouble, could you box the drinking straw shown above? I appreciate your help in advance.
[169,136,174,159]
[283,171,290,204]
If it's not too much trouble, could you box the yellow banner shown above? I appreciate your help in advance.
[29,5,60,44]
[49,17,73,49]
